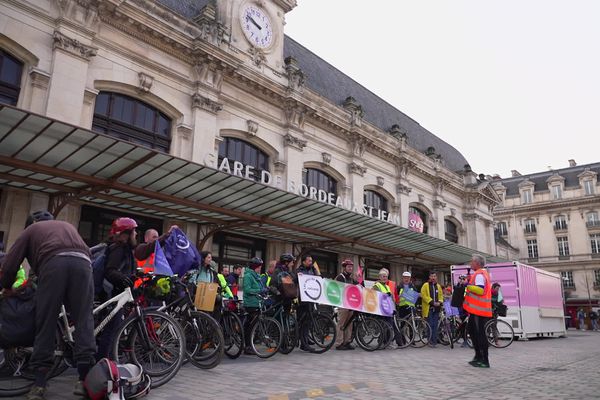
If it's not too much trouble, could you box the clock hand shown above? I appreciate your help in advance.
[247,15,262,30]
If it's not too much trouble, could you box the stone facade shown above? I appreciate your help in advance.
[0,0,499,280]
[492,162,600,309]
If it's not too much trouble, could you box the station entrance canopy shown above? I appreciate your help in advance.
[0,105,505,267]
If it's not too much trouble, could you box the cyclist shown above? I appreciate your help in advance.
[397,271,417,318]
[134,225,178,273]
[296,255,320,351]
[335,259,357,350]
[490,282,504,346]
[0,211,95,400]
[420,271,443,348]
[463,254,492,368]
[452,274,470,347]
[242,257,266,354]
[373,268,402,347]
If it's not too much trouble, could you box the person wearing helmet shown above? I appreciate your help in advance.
[452,274,470,347]
[242,257,266,354]
[335,259,357,350]
[0,211,95,400]
[397,271,417,318]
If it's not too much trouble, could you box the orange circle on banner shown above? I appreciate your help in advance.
[364,289,378,313]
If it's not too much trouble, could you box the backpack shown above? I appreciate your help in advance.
[277,271,298,299]
[91,243,110,297]
[84,358,151,400]
[0,284,36,347]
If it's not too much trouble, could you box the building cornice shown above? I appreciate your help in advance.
[494,196,600,216]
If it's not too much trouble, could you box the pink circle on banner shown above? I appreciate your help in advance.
[344,285,362,309]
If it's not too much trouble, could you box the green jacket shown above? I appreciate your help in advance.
[243,267,264,308]
[420,282,443,318]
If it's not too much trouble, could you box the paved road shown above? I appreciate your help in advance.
[17,329,599,400]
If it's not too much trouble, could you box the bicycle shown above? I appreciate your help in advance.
[486,314,514,348]
[241,293,283,358]
[297,302,337,354]
[218,298,244,359]
[394,306,430,348]
[436,308,454,349]
[265,299,298,355]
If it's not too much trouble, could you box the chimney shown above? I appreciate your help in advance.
[511,170,521,177]
[463,164,477,185]
[492,174,501,180]
[568,159,577,167]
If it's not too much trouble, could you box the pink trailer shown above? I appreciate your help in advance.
[451,262,566,339]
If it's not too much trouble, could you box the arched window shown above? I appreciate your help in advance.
[408,205,428,234]
[0,49,23,105]
[218,137,269,181]
[303,168,337,195]
[445,219,458,243]
[92,92,172,152]
[364,190,388,213]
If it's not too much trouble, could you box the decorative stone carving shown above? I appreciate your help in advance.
[55,0,100,31]
[284,56,305,93]
[395,159,414,178]
[433,178,445,195]
[193,3,229,46]
[350,134,367,158]
[322,152,331,166]
[284,100,306,129]
[273,160,287,174]
[349,162,367,177]
[433,199,446,210]
[396,183,412,195]
[450,208,456,217]
[52,30,97,61]
[176,124,193,141]
[138,72,154,93]
[418,194,425,203]
[464,212,481,221]
[29,68,51,90]
[377,176,384,186]
[248,46,266,67]
[283,134,307,150]
[246,120,258,136]
[342,96,364,127]
[388,124,407,140]
[192,57,225,91]
[83,88,99,105]
[192,93,222,114]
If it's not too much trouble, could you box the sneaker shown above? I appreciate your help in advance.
[335,344,348,350]
[26,386,46,400]
[73,381,86,396]
[477,361,490,368]
[468,360,480,367]
[344,343,355,350]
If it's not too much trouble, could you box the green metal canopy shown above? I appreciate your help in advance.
[0,105,506,266]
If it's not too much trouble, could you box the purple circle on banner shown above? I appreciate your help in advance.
[379,293,395,316]
[344,285,362,309]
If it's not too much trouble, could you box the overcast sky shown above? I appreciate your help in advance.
[285,1,600,178]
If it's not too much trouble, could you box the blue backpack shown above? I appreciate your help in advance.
[90,243,110,297]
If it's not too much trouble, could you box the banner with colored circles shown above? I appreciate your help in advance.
[298,274,394,317]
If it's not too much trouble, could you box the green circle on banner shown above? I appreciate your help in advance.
[326,281,342,305]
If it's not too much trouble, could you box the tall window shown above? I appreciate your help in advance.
[591,234,600,254]
[561,271,574,289]
[557,237,570,257]
[218,137,269,181]
[303,168,337,196]
[587,212,599,228]
[527,239,538,259]
[584,180,595,195]
[445,219,458,243]
[92,92,171,152]
[522,189,533,204]
[551,185,562,200]
[0,49,23,105]
[594,270,600,287]
[524,219,536,234]
[364,190,388,213]
[554,215,568,230]
[497,221,508,236]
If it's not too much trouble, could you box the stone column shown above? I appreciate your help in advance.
[283,133,307,194]
[46,30,97,125]
[27,68,51,114]
[191,93,222,164]
[396,184,412,227]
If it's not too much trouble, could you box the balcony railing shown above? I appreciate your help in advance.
[554,224,568,231]
[524,227,537,235]
[586,220,600,228]
[558,255,571,260]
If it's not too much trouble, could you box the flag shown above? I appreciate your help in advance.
[357,265,364,285]
[164,228,201,276]
[153,240,173,276]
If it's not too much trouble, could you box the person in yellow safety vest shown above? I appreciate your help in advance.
[134,226,178,273]
[217,270,233,299]
[261,260,277,287]
[373,268,403,347]
[397,271,417,318]
[420,271,443,347]
[463,254,492,368]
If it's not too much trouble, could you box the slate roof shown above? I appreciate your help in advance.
[497,162,600,197]
[155,0,470,172]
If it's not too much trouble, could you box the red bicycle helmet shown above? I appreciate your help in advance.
[110,217,138,235]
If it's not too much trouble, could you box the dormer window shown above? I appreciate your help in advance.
[522,189,533,204]
[552,185,562,200]
[584,180,595,195]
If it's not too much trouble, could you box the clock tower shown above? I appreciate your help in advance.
[215,0,297,74]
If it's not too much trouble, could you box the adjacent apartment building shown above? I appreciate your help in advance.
[491,160,600,328]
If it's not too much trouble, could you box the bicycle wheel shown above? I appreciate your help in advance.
[355,316,381,351]
[279,313,298,355]
[487,319,514,348]
[437,318,452,347]
[303,314,336,354]
[377,319,394,350]
[222,311,244,359]
[0,347,34,397]
[396,318,415,349]
[112,309,185,389]
[250,317,282,358]
[186,311,224,369]
[412,318,431,348]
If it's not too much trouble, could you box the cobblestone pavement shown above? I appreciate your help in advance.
[16,329,599,400]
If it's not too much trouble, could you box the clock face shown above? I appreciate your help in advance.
[240,4,274,49]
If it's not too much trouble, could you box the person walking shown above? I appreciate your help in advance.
[335,259,357,350]
[577,308,586,331]
[463,254,493,368]
[590,309,599,331]
[421,271,443,348]
[0,211,95,400]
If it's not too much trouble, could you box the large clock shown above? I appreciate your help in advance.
[239,4,274,49]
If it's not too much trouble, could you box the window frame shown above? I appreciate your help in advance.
[557,236,570,257]
[522,189,533,204]
[0,49,24,106]
[561,271,575,289]
[584,180,595,195]
[551,185,562,200]
[497,221,508,236]
[363,189,388,214]
[554,215,568,230]
[218,137,270,182]
[527,239,539,259]
[444,219,459,243]
[302,168,338,197]
[524,219,537,234]
[591,234,600,254]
